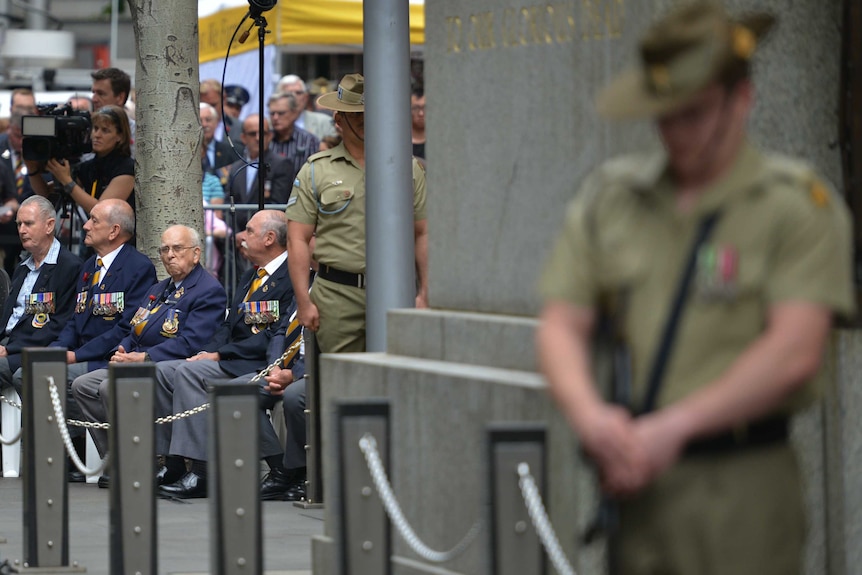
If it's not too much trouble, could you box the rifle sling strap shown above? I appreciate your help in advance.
[639,210,722,415]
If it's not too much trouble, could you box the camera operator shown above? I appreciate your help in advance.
[27,105,134,215]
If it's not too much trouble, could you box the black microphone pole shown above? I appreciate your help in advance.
[245,0,277,212]
[256,13,267,212]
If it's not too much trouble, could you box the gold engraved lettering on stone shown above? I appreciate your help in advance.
[528,6,555,44]
[548,4,576,43]
[502,8,521,47]
[444,0,623,56]
[468,12,496,50]
[581,0,624,40]
[446,16,463,53]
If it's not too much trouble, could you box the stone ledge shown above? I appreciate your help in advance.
[386,309,539,373]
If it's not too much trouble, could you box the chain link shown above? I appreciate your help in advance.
[249,338,303,386]
[0,393,21,410]
[0,428,21,445]
[517,463,577,575]
[154,403,210,425]
[47,376,109,477]
[66,339,304,428]
[3,343,302,449]
[358,433,482,563]
[0,393,22,445]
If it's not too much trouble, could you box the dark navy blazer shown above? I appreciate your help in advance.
[204,255,295,377]
[52,243,157,370]
[116,263,227,362]
[1,246,83,372]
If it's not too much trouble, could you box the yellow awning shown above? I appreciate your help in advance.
[199,1,425,63]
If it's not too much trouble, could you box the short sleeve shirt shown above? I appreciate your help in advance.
[285,142,427,274]
[539,143,855,410]
[76,149,135,209]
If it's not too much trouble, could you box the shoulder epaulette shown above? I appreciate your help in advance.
[306,148,332,164]
[762,154,836,209]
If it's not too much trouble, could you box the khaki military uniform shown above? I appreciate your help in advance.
[540,143,854,575]
[286,142,427,353]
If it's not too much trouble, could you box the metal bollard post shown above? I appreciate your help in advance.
[337,401,390,575]
[18,347,85,573]
[488,424,546,575]
[209,384,261,575]
[108,364,157,575]
[295,330,323,509]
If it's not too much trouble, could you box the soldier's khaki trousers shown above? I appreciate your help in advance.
[616,442,804,575]
[311,276,366,354]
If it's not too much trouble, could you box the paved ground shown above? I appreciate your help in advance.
[0,477,323,574]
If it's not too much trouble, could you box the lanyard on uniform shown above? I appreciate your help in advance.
[312,160,353,215]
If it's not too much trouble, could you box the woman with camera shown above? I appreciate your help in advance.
[28,105,135,215]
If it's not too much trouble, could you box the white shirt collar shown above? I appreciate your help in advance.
[97,243,125,271]
[259,251,287,278]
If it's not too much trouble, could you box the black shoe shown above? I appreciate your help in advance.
[283,480,306,502]
[68,470,86,483]
[97,475,109,489]
[159,471,207,499]
[156,465,184,486]
[260,467,306,501]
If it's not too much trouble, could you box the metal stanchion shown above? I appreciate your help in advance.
[488,424,546,575]
[17,348,85,573]
[337,401,390,575]
[108,364,157,575]
[295,330,323,509]
[209,384,261,575]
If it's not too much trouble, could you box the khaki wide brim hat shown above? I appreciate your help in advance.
[597,2,775,120]
[316,73,365,112]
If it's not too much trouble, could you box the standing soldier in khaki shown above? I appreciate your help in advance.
[286,73,428,353]
[537,3,854,574]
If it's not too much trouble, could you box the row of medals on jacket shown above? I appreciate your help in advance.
[69,277,279,335]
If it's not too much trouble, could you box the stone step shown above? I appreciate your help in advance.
[385,309,539,373]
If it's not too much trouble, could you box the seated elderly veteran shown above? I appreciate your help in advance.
[155,210,296,499]
[173,300,307,500]
[71,225,227,472]
[0,196,82,392]
[31,199,156,476]
[256,306,307,501]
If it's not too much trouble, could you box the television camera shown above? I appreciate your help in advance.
[21,103,92,162]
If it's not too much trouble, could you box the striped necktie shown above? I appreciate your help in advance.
[91,258,104,287]
[13,156,24,197]
[244,268,266,302]
[281,312,302,368]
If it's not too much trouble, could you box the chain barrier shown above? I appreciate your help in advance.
[358,433,482,564]
[0,393,23,445]
[517,463,577,575]
[3,341,302,457]
[0,427,21,446]
[0,393,21,410]
[65,339,304,430]
[47,376,109,477]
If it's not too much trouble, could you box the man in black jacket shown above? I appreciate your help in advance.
[0,196,81,391]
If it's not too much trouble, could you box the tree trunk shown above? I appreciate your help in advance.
[127,0,202,278]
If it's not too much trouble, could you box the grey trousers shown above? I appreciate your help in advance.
[229,372,307,469]
[155,359,233,461]
[70,368,110,457]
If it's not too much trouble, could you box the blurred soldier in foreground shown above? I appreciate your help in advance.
[537,3,854,574]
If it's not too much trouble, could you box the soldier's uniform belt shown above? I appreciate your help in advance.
[684,416,788,457]
[318,265,366,289]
